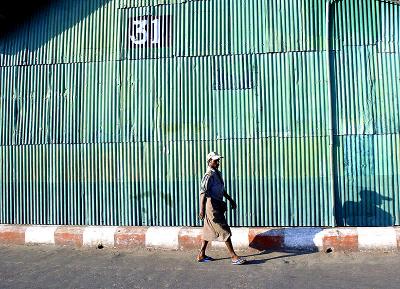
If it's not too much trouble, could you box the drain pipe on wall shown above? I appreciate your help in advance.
[325,0,336,227]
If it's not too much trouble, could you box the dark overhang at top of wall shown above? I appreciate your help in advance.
[0,0,52,35]
[0,0,399,36]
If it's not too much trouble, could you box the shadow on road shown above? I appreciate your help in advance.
[213,249,315,265]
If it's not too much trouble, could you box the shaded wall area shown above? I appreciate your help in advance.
[331,1,400,226]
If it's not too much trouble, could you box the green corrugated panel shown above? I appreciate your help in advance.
[82,61,121,143]
[332,1,400,227]
[335,135,400,226]
[123,53,328,143]
[332,0,399,50]
[1,0,328,65]
[121,0,326,60]
[0,137,332,226]
[119,0,185,8]
[1,0,397,65]
[0,0,118,67]
[334,46,400,135]
[257,52,329,138]
[0,66,14,144]
[0,63,84,145]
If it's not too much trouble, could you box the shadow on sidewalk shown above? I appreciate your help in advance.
[212,249,315,265]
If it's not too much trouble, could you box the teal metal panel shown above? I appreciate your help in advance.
[334,135,400,226]
[0,0,399,66]
[1,0,328,65]
[331,0,399,50]
[120,0,327,60]
[120,53,329,143]
[0,138,332,226]
[0,0,118,67]
[257,52,329,138]
[333,46,400,135]
[331,1,400,226]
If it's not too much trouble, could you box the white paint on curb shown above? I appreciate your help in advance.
[313,230,326,248]
[358,227,397,250]
[212,228,249,248]
[323,228,358,237]
[83,226,118,247]
[284,228,325,250]
[146,227,182,250]
[25,226,58,244]
[2,225,400,251]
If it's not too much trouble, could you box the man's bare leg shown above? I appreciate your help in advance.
[197,240,209,260]
[225,237,240,262]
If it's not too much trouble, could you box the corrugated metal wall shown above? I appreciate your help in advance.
[332,1,400,226]
[0,0,399,227]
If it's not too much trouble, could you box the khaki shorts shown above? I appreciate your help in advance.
[202,198,232,242]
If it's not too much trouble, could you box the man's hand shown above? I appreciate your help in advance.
[199,210,205,220]
[230,200,237,210]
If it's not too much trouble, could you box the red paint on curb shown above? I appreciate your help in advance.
[55,227,84,247]
[114,227,147,248]
[0,226,27,245]
[248,228,284,251]
[0,225,399,252]
[178,228,203,250]
[322,228,358,251]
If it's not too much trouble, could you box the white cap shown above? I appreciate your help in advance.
[207,151,223,162]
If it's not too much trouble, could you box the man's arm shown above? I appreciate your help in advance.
[224,191,237,210]
[199,193,207,220]
[199,174,211,220]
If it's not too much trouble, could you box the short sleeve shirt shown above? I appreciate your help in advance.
[199,167,225,201]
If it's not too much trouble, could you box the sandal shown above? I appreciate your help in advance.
[231,257,246,265]
[197,255,215,263]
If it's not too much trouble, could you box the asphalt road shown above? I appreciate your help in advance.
[1,245,400,289]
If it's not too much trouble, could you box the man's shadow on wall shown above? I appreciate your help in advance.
[342,189,393,226]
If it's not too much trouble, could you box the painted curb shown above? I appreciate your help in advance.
[115,227,147,248]
[248,228,284,250]
[357,227,397,251]
[212,228,249,249]
[146,227,182,250]
[0,225,27,245]
[322,228,358,251]
[178,227,202,250]
[55,226,85,247]
[25,226,58,244]
[83,226,118,247]
[283,228,325,251]
[0,225,399,252]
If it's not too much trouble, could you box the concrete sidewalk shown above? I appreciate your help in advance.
[1,245,400,289]
[1,225,400,252]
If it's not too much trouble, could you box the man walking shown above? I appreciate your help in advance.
[197,152,246,265]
